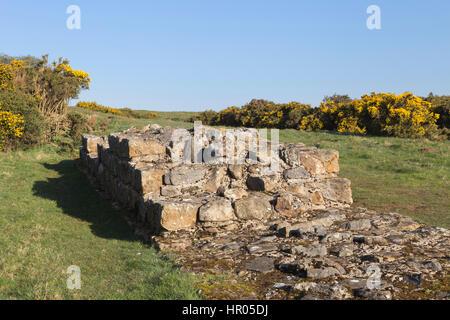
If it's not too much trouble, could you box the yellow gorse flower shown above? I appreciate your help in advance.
[0,105,24,150]
[76,101,123,115]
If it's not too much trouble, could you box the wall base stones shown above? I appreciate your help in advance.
[153,207,449,300]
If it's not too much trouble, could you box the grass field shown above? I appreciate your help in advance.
[0,145,202,299]
[0,107,448,299]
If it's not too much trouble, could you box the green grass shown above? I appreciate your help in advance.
[0,146,201,299]
[70,106,195,133]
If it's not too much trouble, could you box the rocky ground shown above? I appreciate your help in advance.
[142,207,449,300]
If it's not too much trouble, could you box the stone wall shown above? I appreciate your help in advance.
[79,124,352,235]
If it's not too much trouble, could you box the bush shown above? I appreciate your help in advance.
[76,101,123,115]
[67,111,89,146]
[205,92,441,139]
[0,55,92,151]
[1,55,91,116]
[0,90,45,148]
[423,93,450,129]
[196,100,314,129]
[317,92,439,138]
[119,108,157,119]
[0,108,24,150]
[0,62,14,90]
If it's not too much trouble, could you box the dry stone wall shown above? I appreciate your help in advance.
[79,124,352,235]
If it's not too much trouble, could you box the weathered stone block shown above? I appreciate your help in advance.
[299,153,326,175]
[228,164,244,180]
[275,194,297,217]
[317,149,339,174]
[108,133,166,159]
[319,178,353,204]
[82,134,104,153]
[283,167,310,180]
[198,198,235,222]
[279,144,312,166]
[203,166,228,193]
[223,188,248,201]
[133,167,167,194]
[160,185,180,197]
[246,176,278,192]
[164,165,207,186]
[234,195,272,220]
[311,191,325,205]
[148,200,200,231]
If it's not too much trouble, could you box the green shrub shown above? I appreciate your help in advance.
[191,109,219,125]
[67,111,88,145]
[423,93,450,129]
[119,108,157,119]
[195,99,313,129]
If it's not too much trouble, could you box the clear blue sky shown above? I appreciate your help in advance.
[1,0,449,111]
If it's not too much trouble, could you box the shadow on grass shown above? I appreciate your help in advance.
[32,159,138,242]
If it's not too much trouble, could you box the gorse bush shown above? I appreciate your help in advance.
[76,102,157,119]
[0,106,24,150]
[194,99,314,129]
[1,55,91,116]
[197,92,443,139]
[0,62,14,90]
[76,101,123,115]
[317,92,439,138]
[0,54,92,151]
[0,90,44,149]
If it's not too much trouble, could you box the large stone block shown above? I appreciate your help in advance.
[246,176,278,192]
[316,149,339,174]
[148,200,200,231]
[108,133,166,159]
[198,198,235,222]
[274,193,297,217]
[86,152,99,176]
[133,167,167,194]
[299,153,326,175]
[280,144,336,175]
[279,144,312,166]
[234,195,273,220]
[315,178,353,204]
[164,165,207,186]
[283,167,310,180]
[203,166,228,193]
[228,164,244,180]
[97,143,109,163]
[82,134,104,153]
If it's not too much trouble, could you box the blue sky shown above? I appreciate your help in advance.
[1,0,449,111]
